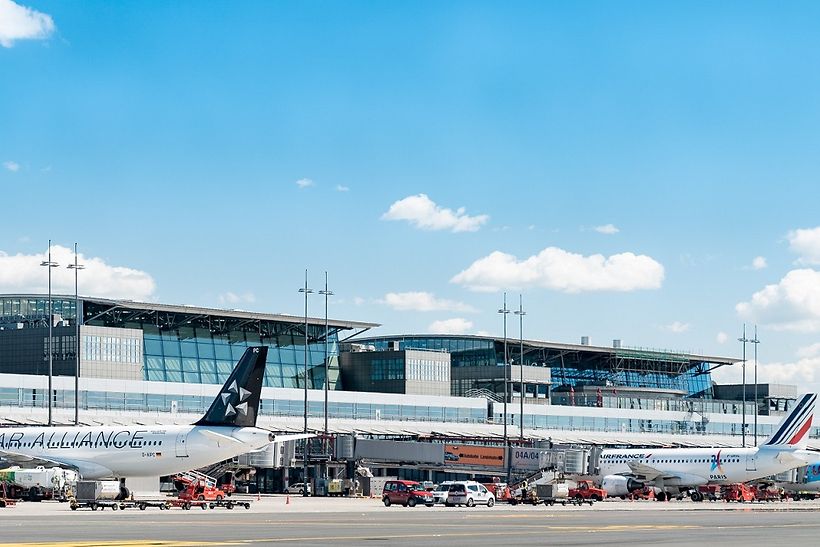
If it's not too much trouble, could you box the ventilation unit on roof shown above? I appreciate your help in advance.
[580,336,590,346]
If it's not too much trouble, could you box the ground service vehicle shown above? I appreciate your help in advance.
[175,470,226,502]
[569,480,605,502]
[445,481,495,507]
[0,466,77,501]
[382,480,434,507]
[723,483,755,502]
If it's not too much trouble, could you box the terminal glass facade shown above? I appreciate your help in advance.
[359,335,717,398]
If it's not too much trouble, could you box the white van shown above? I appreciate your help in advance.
[445,481,495,507]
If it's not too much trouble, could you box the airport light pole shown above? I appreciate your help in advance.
[738,324,750,448]
[40,240,59,426]
[318,272,333,473]
[514,294,526,442]
[498,293,510,482]
[67,243,85,426]
[751,325,760,445]
[298,270,313,496]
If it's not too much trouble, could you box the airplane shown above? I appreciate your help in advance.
[777,463,820,499]
[0,346,312,495]
[599,393,818,501]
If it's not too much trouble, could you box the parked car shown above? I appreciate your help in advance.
[431,481,454,504]
[382,480,434,507]
[446,481,495,507]
[285,483,311,495]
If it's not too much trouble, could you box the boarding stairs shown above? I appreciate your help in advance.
[174,469,218,489]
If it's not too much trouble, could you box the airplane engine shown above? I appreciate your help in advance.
[602,475,644,497]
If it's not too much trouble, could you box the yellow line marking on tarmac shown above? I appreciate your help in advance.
[0,542,237,547]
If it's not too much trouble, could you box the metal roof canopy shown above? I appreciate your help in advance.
[356,333,738,370]
[50,294,377,343]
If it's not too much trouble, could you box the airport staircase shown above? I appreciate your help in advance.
[175,469,218,490]
[463,388,502,403]
[509,469,557,495]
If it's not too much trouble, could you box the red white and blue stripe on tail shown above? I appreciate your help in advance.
[762,393,816,447]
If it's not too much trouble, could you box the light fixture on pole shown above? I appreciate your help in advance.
[40,240,59,427]
[298,270,313,497]
[318,272,333,474]
[514,294,526,442]
[750,325,760,446]
[738,324,751,448]
[66,243,85,426]
[498,293,510,482]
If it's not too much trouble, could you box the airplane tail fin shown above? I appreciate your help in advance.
[195,346,268,428]
[761,393,816,449]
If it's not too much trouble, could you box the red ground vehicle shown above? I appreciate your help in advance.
[753,485,784,502]
[175,470,227,502]
[382,480,434,507]
[627,487,655,500]
[569,480,606,502]
[723,483,755,503]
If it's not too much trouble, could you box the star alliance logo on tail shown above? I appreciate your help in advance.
[221,379,252,418]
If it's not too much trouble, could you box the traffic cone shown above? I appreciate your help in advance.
[286,494,290,505]
[257,491,260,501]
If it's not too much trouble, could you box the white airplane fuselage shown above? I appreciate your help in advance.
[600,446,813,488]
[0,424,271,479]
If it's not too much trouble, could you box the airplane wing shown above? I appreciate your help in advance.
[626,461,672,481]
[0,448,78,471]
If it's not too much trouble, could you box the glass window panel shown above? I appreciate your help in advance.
[165,369,183,382]
[162,340,181,357]
[164,357,182,371]
[180,342,198,358]
[214,345,233,360]
[182,358,199,372]
[199,359,216,373]
[197,343,215,359]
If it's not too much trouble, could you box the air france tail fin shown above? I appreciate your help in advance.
[195,346,267,428]
[761,393,816,449]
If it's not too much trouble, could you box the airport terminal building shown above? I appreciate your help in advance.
[0,293,816,489]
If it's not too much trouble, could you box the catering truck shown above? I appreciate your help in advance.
[0,466,77,501]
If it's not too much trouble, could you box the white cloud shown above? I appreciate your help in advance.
[336,184,350,192]
[788,227,820,265]
[451,247,664,293]
[353,297,365,306]
[736,268,820,332]
[218,291,256,306]
[0,245,156,300]
[381,194,489,233]
[3,161,20,172]
[662,321,690,333]
[428,317,473,334]
[797,343,820,359]
[712,348,820,387]
[751,256,768,270]
[381,291,475,313]
[0,0,55,48]
[716,331,729,344]
[594,224,620,235]
[295,178,314,189]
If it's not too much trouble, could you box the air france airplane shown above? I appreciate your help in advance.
[0,347,311,485]
[599,393,818,501]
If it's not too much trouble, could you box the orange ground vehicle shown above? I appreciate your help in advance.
[696,485,721,502]
[627,487,655,500]
[569,480,606,502]
[723,483,755,502]
[753,484,784,502]
[175,470,227,502]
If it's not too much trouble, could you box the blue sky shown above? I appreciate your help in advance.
[2,1,820,389]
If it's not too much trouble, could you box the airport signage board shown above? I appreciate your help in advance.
[444,444,505,467]
[512,448,544,471]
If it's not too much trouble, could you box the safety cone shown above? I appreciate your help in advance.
[257,491,261,501]
[286,494,290,505]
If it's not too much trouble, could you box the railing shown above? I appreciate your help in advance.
[463,388,502,403]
